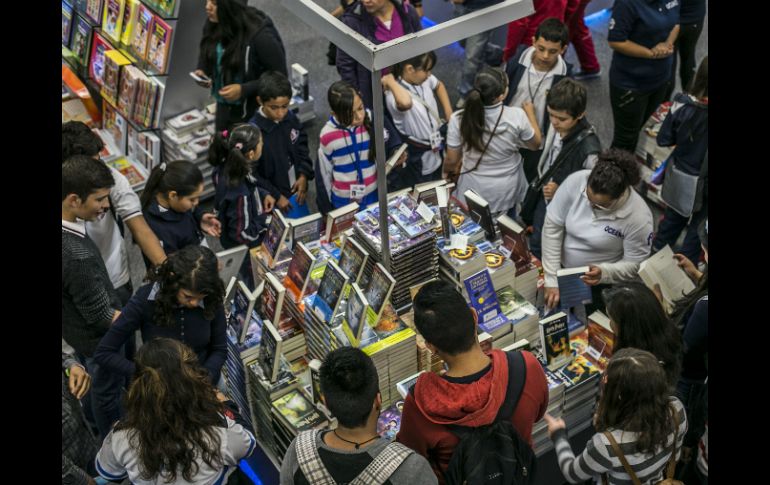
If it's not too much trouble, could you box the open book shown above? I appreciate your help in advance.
[638,245,696,312]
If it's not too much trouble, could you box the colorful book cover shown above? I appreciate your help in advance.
[272,390,326,432]
[130,3,153,60]
[284,242,315,302]
[88,32,112,87]
[84,0,104,24]
[364,263,396,327]
[259,319,283,382]
[230,281,256,343]
[116,65,140,117]
[100,49,130,106]
[464,269,510,332]
[337,237,368,284]
[586,312,614,371]
[262,210,291,269]
[70,15,93,65]
[497,214,532,274]
[238,310,264,359]
[387,194,436,239]
[62,2,74,46]
[262,273,286,326]
[538,311,571,371]
[557,354,600,386]
[312,260,348,323]
[147,16,172,73]
[342,283,369,347]
[377,401,404,441]
[119,0,139,46]
[155,0,176,17]
[101,0,125,43]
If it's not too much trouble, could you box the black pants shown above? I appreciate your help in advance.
[610,81,671,153]
[665,21,705,99]
[529,194,548,260]
[652,202,707,266]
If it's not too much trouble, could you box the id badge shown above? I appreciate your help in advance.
[288,163,297,188]
[430,131,443,151]
[350,184,366,201]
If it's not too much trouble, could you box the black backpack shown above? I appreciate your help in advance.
[444,351,535,485]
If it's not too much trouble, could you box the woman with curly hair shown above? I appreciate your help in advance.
[96,338,255,484]
[602,282,683,390]
[94,245,227,387]
[544,348,688,484]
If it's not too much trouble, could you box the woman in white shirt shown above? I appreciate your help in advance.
[542,148,654,311]
[444,66,542,215]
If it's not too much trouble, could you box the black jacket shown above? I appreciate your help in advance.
[198,8,287,122]
[142,201,204,266]
[249,109,314,200]
[540,118,601,186]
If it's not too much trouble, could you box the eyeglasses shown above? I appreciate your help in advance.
[585,188,614,211]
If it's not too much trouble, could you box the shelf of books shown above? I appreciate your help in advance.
[212,181,619,482]
[634,102,673,210]
[62,0,213,197]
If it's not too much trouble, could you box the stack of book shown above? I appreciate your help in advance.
[497,215,539,304]
[162,108,215,197]
[270,388,330,460]
[246,358,299,459]
[222,324,254,431]
[300,295,337,362]
[496,286,540,347]
[448,199,487,244]
[437,238,487,295]
[531,368,567,456]
[475,240,517,290]
[416,332,444,373]
[554,329,602,436]
[351,202,439,312]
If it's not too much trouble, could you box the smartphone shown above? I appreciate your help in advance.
[189,71,211,84]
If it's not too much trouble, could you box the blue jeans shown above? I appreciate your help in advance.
[454,5,504,98]
[81,354,126,442]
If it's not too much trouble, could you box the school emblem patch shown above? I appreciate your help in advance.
[290,128,299,143]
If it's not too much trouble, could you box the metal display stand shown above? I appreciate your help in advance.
[280,0,533,271]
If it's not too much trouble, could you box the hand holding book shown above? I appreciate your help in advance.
[673,253,702,282]
[579,265,602,286]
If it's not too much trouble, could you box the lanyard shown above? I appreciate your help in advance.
[527,65,552,103]
[330,116,365,185]
[398,79,438,131]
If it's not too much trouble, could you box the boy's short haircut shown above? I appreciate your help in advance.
[62,121,104,163]
[534,17,569,47]
[320,347,379,428]
[62,155,115,202]
[413,280,477,356]
[546,78,588,118]
[256,71,292,102]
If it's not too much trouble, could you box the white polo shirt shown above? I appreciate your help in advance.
[85,167,143,289]
[386,74,443,175]
[545,170,653,280]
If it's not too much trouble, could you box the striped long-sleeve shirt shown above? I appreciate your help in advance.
[552,397,687,484]
[319,115,378,208]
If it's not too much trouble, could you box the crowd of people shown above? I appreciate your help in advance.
[62,0,707,484]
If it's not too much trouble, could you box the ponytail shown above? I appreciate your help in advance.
[459,66,507,153]
[140,160,204,210]
[208,123,261,187]
[588,148,641,199]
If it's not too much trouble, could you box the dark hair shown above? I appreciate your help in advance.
[320,347,379,428]
[603,283,682,388]
[256,70,292,102]
[115,338,224,482]
[62,155,115,202]
[392,50,437,79]
[147,245,225,326]
[140,160,204,210]
[594,348,677,454]
[198,0,265,87]
[327,80,377,162]
[587,148,641,199]
[413,280,476,355]
[460,66,508,153]
[688,55,708,99]
[546,78,587,118]
[533,17,570,47]
[62,121,104,162]
[670,266,708,330]
[208,123,262,187]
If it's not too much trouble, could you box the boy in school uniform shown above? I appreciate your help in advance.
[504,18,570,183]
[249,71,314,217]
[62,155,123,441]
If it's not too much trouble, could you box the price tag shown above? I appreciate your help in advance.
[398,203,413,219]
[416,201,434,222]
[450,234,468,250]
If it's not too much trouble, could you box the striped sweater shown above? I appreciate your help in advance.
[552,397,687,484]
[319,115,378,208]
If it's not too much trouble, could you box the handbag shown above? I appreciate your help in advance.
[660,158,705,218]
[601,404,683,485]
[519,127,595,226]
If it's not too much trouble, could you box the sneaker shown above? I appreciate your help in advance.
[455,97,466,110]
[572,68,602,80]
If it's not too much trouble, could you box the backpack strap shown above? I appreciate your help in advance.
[294,430,336,485]
[349,441,414,485]
[603,431,642,485]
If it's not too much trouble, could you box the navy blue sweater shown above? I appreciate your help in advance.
[214,167,269,250]
[656,93,708,176]
[94,283,227,384]
[143,200,204,263]
[249,109,314,200]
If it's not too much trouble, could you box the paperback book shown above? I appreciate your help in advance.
[312,259,349,323]
[539,311,572,371]
[342,283,370,347]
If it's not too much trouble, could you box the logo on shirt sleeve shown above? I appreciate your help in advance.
[647,232,654,247]
[609,18,615,30]
[290,128,299,144]
[666,0,679,9]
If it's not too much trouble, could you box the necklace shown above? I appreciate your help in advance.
[333,429,380,450]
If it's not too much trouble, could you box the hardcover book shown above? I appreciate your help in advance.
[84,0,104,24]
[556,266,593,309]
[289,213,323,249]
[230,281,257,344]
[272,390,327,432]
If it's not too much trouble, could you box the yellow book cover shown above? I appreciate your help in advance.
[119,0,140,46]
[102,0,126,44]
